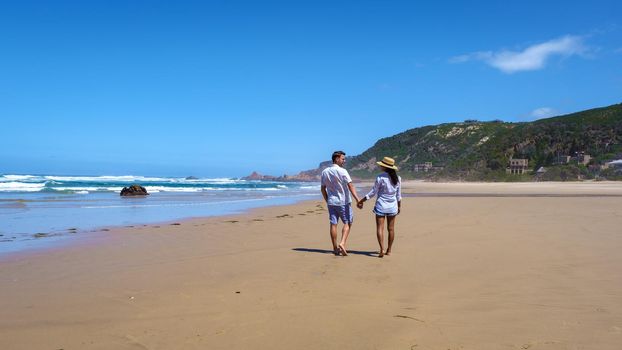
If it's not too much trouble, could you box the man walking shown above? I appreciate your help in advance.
[321,151,362,256]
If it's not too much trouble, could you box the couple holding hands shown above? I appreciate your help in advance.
[320,151,402,258]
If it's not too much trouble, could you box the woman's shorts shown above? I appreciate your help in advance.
[373,207,398,217]
[328,204,353,224]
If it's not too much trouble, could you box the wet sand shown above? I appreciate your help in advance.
[1,182,621,349]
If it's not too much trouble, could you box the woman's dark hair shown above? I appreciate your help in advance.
[385,168,399,186]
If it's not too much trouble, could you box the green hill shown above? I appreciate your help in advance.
[346,103,622,181]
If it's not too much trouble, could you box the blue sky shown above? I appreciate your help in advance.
[1,0,621,177]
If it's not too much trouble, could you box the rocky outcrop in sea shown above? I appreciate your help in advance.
[120,184,149,196]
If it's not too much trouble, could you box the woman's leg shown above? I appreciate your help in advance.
[375,215,385,257]
[385,215,396,255]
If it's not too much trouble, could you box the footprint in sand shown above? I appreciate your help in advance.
[393,315,424,322]
[252,218,264,222]
[276,214,291,218]
[225,220,239,223]
[170,223,181,226]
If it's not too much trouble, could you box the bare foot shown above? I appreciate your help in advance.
[385,250,391,256]
[338,243,348,256]
[378,251,384,258]
[333,248,340,256]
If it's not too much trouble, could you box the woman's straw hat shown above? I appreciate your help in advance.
[376,156,398,170]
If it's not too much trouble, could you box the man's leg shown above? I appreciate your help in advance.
[330,223,339,255]
[339,222,350,256]
[338,204,353,256]
[328,206,340,255]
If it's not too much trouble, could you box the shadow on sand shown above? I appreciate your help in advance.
[292,247,378,257]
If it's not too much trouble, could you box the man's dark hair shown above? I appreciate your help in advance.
[332,151,346,162]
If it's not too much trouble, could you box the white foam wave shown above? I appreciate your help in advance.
[184,177,240,184]
[0,174,42,182]
[50,186,124,192]
[0,182,46,192]
[143,186,281,192]
[43,175,174,182]
[144,186,204,193]
[41,175,241,184]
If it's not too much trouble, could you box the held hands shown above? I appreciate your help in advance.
[356,199,364,209]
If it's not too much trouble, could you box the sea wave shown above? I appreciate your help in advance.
[0,174,244,184]
[144,186,205,193]
[0,175,43,182]
[46,186,125,193]
[0,182,46,192]
[44,175,178,182]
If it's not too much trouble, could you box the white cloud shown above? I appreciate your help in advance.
[530,107,557,119]
[450,35,588,73]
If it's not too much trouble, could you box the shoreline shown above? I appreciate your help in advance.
[4,180,622,259]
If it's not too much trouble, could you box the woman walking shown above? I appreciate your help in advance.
[358,157,402,258]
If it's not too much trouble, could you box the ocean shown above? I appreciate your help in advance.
[0,174,321,255]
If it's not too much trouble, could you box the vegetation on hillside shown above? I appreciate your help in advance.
[346,103,622,181]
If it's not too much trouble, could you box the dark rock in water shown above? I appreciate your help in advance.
[120,184,149,196]
[185,176,199,180]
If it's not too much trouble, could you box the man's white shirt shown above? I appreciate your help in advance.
[321,164,352,206]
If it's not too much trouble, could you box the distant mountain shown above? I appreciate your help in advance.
[346,103,622,181]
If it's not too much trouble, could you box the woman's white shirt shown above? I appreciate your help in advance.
[364,173,401,213]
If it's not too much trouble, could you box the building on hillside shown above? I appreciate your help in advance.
[506,158,528,174]
[535,166,547,181]
[570,152,591,165]
[413,162,433,172]
[579,153,591,165]
[554,155,571,164]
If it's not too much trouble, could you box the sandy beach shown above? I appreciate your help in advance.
[1,182,621,349]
